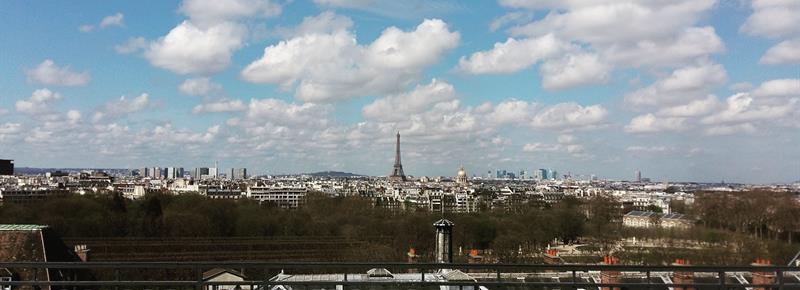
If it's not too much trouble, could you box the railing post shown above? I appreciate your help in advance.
[718,271,725,290]
[195,265,203,290]
[776,269,783,290]
[646,270,651,290]
[573,270,577,290]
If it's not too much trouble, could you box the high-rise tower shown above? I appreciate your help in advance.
[389,132,406,182]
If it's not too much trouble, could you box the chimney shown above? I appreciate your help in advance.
[407,248,418,273]
[74,244,90,262]
[468,249,484,264]
[600,255,621,290]
[751,259,775,290]
[433,219,454,264]
[672,259,694,290]
[544,249,563,265]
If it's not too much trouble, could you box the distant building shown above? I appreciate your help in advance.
[636,170,642,182]
[0,160,13,176]
[203,268,249,290]
[229,168,247,180]
[246,187,307,209]
[622,211,693,229]
[455,166,468,185]
[538,169,548,180]
[194,167,210,179]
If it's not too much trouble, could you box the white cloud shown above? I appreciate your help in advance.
[522,142,561,152]
[625,113,688,134]
[656,95,721,117]
[245,98,333,126]
[751,78,800,99]
[192,99,246,113]
[145,21,245,75]
[179,77,223,96]
[530,102,608,130]
[242,18,460,102]
[760,39,800,64]
[456,34,566,74]
[179,0,281,27]
[701,93,796,125]
[509,1,717,44]
[625,63,727,107]
[705,123,757,136]
[115,37,147,54]
[489,11,534,32]
[740,0,800,38]
[16,89,62,115]
[26,59,91,86]
[78,25,94,33]
[626,146,675,153]
[66,110,82,125]
[100,13,125,28]
[0,123,22,143]
[363,79,456,122]
[486,99,534,125]
[275,11,353,37]
[92,93,150,123]
[540,52,610,90]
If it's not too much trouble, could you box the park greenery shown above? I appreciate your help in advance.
[0,190,797,265]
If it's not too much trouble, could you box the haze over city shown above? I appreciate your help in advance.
[1,0,799,183]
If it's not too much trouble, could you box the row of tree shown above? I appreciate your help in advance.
[693,190,800,243]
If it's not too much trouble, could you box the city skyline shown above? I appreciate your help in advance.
[1,1,799,183]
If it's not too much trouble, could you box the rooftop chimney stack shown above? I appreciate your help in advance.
[751,259,775,290]
[672,259,694,290]
[600,255,621,290]
[433,219,454,264]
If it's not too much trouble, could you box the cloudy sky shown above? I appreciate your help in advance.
[0,0,798,183]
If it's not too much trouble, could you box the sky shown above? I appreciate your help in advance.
[0,0,798,183]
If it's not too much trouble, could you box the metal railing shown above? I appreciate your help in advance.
[0,262,799,290]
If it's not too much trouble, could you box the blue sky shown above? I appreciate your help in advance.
[0,0,798,183]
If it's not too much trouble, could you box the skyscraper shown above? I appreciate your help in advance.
[636,170,642,182]
[388,132,406,182]
[0,159,13,176]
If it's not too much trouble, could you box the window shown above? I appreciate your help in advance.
[1,276,11,290]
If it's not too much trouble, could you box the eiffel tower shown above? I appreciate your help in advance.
[388,132,407,182]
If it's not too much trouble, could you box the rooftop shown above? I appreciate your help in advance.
[0,224,48,231]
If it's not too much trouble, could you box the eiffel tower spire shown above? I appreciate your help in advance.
[389,132,406,182]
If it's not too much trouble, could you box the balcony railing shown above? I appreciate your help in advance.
[0,262,799,290]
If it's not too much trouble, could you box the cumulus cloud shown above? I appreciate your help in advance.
[624,63,727,107]
[274,11,353,38]
[179,77,223,96]
[751,78,800,99]
[15,89,62,115]
[655,95,721,117]
[26,60,91,86]
[701,93,796,126]
[245,98,333,127]
[740,0,800,38]
[241,18,460,102]
[100,13,125,28]
[540,52,610,90]
[192,99,246,113]
[115,37,147,54]
[92,93,150,123]
[456,34,565,74]
[145,21,245,75]
[363,79,456,122]
[625,114,688,134]
[760,39,800,64]
[485,99,535,125]
[530,102,608,130]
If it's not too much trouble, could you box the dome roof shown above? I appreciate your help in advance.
[457,166,466,177]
